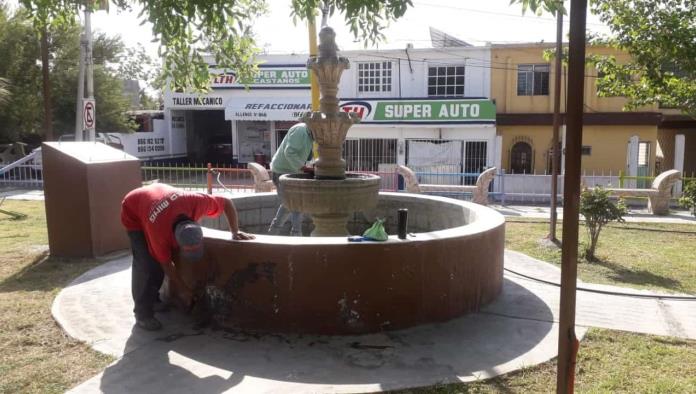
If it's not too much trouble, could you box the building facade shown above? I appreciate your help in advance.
[491,43,695,179]
[161,47,501,179]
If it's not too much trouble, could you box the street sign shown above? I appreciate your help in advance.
[83,99,95,132]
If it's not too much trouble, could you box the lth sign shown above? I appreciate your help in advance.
[210,66,310,88]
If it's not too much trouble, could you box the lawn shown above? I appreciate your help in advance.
[396,329,696,393]
[0,199,694,393]
[505,219,696,294]
[0,200,113,394]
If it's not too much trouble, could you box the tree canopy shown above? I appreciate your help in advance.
[0,6,138,143]
[591,0,696,114]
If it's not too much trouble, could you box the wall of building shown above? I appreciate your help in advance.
[339,47,491,99]
[499,124,657,174]
[490,44,655,114]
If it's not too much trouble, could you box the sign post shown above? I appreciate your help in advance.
[83,99,95,135]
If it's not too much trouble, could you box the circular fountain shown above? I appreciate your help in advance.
[171,25,505,335]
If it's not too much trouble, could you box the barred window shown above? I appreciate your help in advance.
[517,64,549,96]
[428,66,465,97]
[357,62,392,93]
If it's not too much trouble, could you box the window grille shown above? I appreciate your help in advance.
[428,66,465,97]
[357,62,392,93]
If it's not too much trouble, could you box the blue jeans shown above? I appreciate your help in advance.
[269,172,302,235]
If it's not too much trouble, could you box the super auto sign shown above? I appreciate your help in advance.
[338,99,495,124]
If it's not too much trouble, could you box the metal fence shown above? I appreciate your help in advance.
[0,150,43,190]
[4,151,693,206]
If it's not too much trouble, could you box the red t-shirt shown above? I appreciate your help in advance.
[121,184,226,264]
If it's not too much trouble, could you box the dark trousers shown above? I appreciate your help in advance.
[128,231,164,320]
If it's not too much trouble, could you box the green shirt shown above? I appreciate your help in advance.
[270,123,314,174]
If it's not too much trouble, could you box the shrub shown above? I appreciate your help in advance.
[579,187,627,261]
[678,181,696,217]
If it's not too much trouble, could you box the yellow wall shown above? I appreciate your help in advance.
[490,44,656,114]
[498,125,658,174]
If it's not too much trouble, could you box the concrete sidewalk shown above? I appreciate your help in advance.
[4,189,694,224]
[491,204,695,224]
[54,251,695,393]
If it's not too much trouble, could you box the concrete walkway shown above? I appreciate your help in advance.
[54,251,695,393]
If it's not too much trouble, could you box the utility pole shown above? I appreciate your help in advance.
[40,27,53,141]
[557,0,587,392]
[85,4,95,141]
[549,9,564,242]
[75,2,95,141]
[74,32,85,141]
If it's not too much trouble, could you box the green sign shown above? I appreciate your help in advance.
[372,99,495,122]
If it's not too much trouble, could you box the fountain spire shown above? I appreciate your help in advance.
[303,26,359,180]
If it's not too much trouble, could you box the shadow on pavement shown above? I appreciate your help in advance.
[92,278,554,393]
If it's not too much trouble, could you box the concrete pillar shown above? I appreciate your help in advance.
[493,135,503,171]
[231,120,239,162]
[270,121,277,157]
[396,138,406,165]
[627,135,639,188]
[561,125,567,174]
[674,134,685,195]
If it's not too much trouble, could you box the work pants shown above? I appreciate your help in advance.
[269,172,302,236]
[128,231,164,320]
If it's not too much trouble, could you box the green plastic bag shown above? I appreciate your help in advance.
[363,218,388,241]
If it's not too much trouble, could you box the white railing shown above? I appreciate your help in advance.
[0,149,43,189]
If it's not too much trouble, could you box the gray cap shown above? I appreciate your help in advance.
[174,220,204,262]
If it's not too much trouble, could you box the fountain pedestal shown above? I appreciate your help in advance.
[281,173,380,236]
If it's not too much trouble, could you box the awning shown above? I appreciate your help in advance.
[225,97,312,121]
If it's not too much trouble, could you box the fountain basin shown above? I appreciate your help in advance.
[175,192,505,335]
[279,173,381,236]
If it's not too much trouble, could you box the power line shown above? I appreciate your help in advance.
[412,0,609,28]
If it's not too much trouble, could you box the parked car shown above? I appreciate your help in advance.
[206,135,233,164]
[0,142,28,166]
[57,133,124,150]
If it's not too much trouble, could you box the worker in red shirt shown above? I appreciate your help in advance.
[121,183,254,331]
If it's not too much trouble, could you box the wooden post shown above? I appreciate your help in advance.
[557,0,587,392]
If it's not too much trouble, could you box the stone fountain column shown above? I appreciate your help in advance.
[278,26,381,236]
[303,27,358,180]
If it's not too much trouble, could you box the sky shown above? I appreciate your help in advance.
[85,0,612,58]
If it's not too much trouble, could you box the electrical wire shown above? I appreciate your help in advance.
[504,267,696,301]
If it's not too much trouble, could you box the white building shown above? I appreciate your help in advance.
[160,44,501,178]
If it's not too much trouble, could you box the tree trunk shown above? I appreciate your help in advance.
[40,27,53,141]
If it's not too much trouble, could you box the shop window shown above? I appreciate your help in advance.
[357,61,392,93]
[427,66,465,97]
[510,141,533,174]
[517,64,549,96]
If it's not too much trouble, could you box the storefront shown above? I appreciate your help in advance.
[163,61,498,172]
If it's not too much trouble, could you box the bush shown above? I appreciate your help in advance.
[579,187,627,261]
[678,181,696,217]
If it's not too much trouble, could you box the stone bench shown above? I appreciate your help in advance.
[247,162,275,193]
[592,169,681,215]
[396,165,497,205]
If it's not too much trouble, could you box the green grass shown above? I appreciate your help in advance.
[0,200,113,394]
[394,329,696,393]
[505,219,696,294]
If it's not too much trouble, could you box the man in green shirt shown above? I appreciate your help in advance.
[268,123,314,236]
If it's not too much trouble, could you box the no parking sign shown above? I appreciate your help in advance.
[83,98,95,132]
